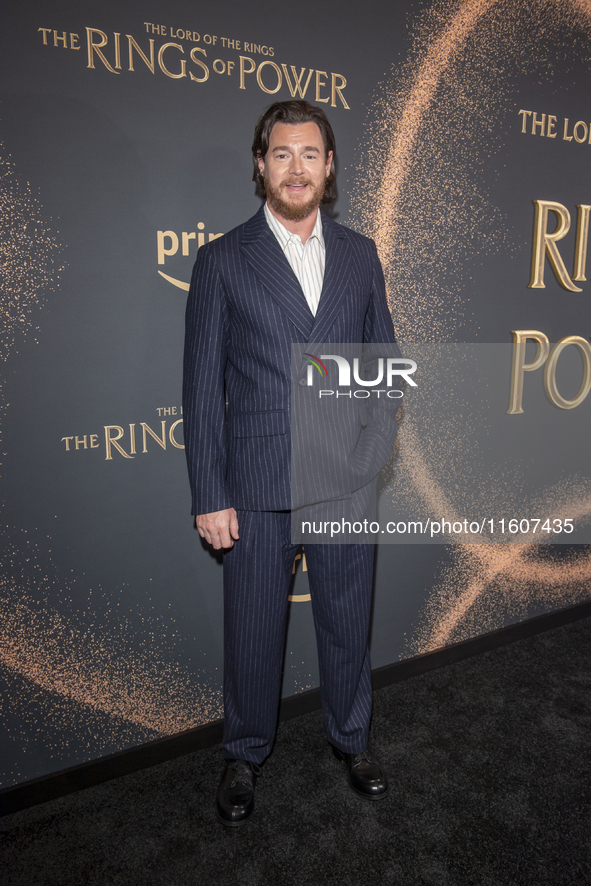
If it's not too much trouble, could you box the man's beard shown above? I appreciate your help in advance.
[264,174,326,222]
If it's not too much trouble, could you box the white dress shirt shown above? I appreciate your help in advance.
[264,203,325,316]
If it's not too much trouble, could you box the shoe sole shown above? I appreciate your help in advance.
[215,805,256,827]
[347,779,391,801]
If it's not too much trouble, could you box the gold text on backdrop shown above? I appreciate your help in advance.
[508,331,591,413]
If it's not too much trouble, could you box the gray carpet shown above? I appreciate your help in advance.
[2,616,591,886]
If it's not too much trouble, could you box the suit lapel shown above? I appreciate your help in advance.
[308,213,351,344]
[239,207,352,343]
[240,206,314,339]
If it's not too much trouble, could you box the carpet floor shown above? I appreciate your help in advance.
[2,616,590,886]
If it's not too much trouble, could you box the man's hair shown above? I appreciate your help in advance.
[252,100,337,204]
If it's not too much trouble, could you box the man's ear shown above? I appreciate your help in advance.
[257,153,265,175]
[325,150,333,177]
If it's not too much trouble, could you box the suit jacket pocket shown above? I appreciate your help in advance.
[230,410,287,437]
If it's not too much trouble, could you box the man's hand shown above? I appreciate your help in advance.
[195,508,239,550]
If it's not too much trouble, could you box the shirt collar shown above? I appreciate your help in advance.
[264,202,325,250]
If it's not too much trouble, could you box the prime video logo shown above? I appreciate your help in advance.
[303,353,417,398]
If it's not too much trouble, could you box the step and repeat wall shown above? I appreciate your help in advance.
[1,0,590,787]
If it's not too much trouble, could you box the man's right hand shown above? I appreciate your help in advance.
[195,508,239,550]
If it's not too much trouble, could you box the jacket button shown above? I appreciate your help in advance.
[299,378,307,386]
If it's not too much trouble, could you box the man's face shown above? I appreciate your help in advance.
[258,121,333,222]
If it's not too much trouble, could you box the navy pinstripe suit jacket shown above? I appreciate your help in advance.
[182,204,398,516]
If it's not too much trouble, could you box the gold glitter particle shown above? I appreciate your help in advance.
[0,148,64,363]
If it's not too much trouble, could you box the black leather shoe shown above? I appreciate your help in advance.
[216,759,261,826]
[332,746,390,800]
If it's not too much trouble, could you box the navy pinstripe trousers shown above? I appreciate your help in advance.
[222,510,375,764]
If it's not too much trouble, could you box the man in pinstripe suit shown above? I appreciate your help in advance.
[183,101,399,826]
